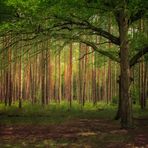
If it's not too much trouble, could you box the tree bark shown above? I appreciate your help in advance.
[115,76,121,120]
[69,43,73,108]
[119,10,133,128]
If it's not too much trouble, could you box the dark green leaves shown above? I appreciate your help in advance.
[0,1,16,23]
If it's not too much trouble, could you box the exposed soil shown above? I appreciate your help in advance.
[0,118,148,148]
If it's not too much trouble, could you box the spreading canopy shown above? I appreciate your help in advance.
[0,0,148,66]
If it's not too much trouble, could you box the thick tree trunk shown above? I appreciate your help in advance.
[119,10,133,128]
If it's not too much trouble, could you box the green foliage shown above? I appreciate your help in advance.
[0,1,16,23]
[131,33,148,50]
[133,104,148,118]
[131,87,139,103]
[0,0,147,64]
[0,102,147,147]
[0,101,116,125]
[111,96,119,105]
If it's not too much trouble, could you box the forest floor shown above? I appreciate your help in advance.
[0,118,148,148]
[0,103,148,148]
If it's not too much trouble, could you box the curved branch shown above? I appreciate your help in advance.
[130,46,148,67]
[48,32,119,62]
[78,40,119,62]
[47,15,120,45]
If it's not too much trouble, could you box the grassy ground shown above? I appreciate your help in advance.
[0,101,117,125]
[0,101,148,148]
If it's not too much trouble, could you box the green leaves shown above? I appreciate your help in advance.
[131,33,148,51]
[0,0,147,64]
[0,1,16,23]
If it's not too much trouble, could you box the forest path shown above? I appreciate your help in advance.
[0,118,148,147]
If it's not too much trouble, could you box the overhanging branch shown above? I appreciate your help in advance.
[77,39,119,62]
[46,15,120,45]
[130,46,148,67]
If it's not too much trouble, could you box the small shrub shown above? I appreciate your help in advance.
[111,96,119,105]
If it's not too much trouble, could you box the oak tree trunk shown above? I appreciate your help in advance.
[119,10,133,128]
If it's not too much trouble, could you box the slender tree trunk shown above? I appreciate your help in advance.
[8,40,12,106]
[79,43,83,105]
[139,19,146,109]
[19,53,22,108]
[107,60,111,103]
[140,58,145,109]
[107,15,112,103]
[45,48,49,105]
[48,43,51,103]
[58,51,61,103]
[145,61,148,103]
[102,61,106,101]
[115,76,121,120]
[97,68,101,101]
[41,49,45,106]
[69,44,73,108]
[54,55,58,102]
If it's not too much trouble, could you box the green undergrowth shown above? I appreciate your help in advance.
[133,104,148,118]
[0,101,147,147]
[0,101,116,125]
[0,101,147,125]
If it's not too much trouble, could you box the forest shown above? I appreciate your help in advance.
[0,0,148,147]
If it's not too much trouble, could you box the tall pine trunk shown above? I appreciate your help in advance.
[69,44,73,108]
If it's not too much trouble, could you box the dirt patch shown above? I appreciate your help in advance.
[0,118,148,147]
